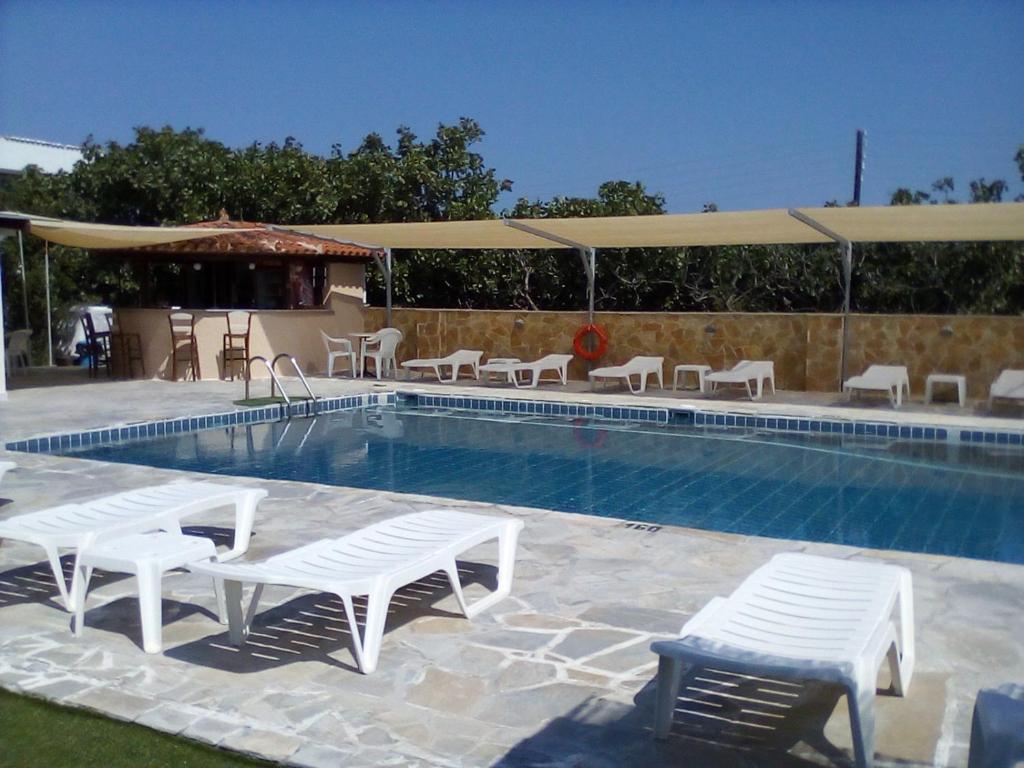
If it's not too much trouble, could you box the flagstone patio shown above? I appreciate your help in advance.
[1,378,1022,766]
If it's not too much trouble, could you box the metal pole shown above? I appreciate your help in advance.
[17,231,29,328]
[587,247,595,324]
[44,242,53,367]
[840,241,853,385]
[385,248,393,327]
[852,129,866,206]
[0,233,8,399]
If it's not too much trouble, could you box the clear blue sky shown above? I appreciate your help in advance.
[1,0,1021,213]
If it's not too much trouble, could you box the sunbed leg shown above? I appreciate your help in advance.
[136,561,164,653]
[846,676,877,768]
[653,654,684,739]
[358,590,391,674]
[44,546,72,609]
[891,570,915,695]
[222,491,260,561]
[212,576,227,624]
[443,560,470,616]
[463,522,522,618]
[72,560,94,636]
[223,579,247,645]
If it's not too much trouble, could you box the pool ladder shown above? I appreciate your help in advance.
[245,354,319,417]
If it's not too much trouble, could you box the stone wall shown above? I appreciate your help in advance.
[366,307,1024,398]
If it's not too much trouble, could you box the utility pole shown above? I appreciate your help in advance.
[852,129,866,206]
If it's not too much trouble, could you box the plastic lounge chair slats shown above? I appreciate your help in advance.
[651,553,914,768]
[401,350,483,382]
[844,365,910,408]
[589,356,664,394]
[191,509,524,674]
[989,369,1024,407]
[0,482,267,609]
[704,360,776,400]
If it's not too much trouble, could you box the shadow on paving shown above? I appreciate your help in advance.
[0,556,128,611]
[497,666,927,768]
[166,561,498,674]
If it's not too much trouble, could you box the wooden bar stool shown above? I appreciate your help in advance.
[168,312,200,381]
[110,312,145,378]
[222,310,252,381]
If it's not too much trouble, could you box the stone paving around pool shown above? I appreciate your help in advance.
[1,377,1023,767]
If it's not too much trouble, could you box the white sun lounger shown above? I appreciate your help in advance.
[401,350,484,383]
[988,369,1024,408]
[0,482,267,609]
[190,509,524,674]
[479,353,574,389]
[844,365,910,408]
[704,360,776,400]
[0,461,14,486]
[588,356,664,394]
[651,553,914,768]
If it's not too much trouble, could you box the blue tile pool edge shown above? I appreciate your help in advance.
[403,393,1024,447]
[4,392,396,454]
[7,389,1023,454]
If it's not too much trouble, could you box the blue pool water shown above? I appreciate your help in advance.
[58,405,1024,564]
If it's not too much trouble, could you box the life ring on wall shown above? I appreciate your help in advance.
[573,323,609,361]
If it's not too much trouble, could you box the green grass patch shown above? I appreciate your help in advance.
[0,688,272,767]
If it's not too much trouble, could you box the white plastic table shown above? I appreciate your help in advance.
[673,364,713,393]
[925,373,966,407]
[75,532,218,653]
[482,357,521,384]
[349,332,377,377]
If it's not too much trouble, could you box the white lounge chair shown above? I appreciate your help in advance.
[844,365,910,408]
[190,509,524,674]
[361,328,403,379]
[651,553,914,768]
[479,353,574,389]
[0,461,13,486]
[320,329,357,378]
[589,356,664,394]
[704,360,776,400]
[401,350,484,383]
[988,370,1024,409]
[0,482,267,609]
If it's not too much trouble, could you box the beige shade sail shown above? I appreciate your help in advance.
[291,202,1024,250]
[21,216,257,249]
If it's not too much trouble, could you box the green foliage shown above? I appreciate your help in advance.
[1,121,1022,358]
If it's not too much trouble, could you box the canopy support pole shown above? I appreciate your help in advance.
[0,231,9,399]
[44,242,53,367]
[788,209,853,389]
[502,219,595,322]
[17,231,29,328]
[372,248,393,327]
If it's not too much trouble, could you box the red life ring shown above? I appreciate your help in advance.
[573,323,609,361]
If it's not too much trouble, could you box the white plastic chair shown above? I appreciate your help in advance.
[320,329,357,378]
[5,329,31,373]
[589,356,664,394]
[190,509,524,674]
[0,482,267,609]
[988,370,1024,409]
[844,365,910,408]
[361,328,403,379]
[401,350,483,382]
[652,553,914,768]
[704,360,776,400]
[0,461,14,486]
[479,353,574,389]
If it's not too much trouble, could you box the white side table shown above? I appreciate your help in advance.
[673,364,713,393]
[483,357,521,385]
[925,373,966,407]
[75,532,219,653]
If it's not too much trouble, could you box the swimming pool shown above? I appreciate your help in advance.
[56,404,1024,564]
